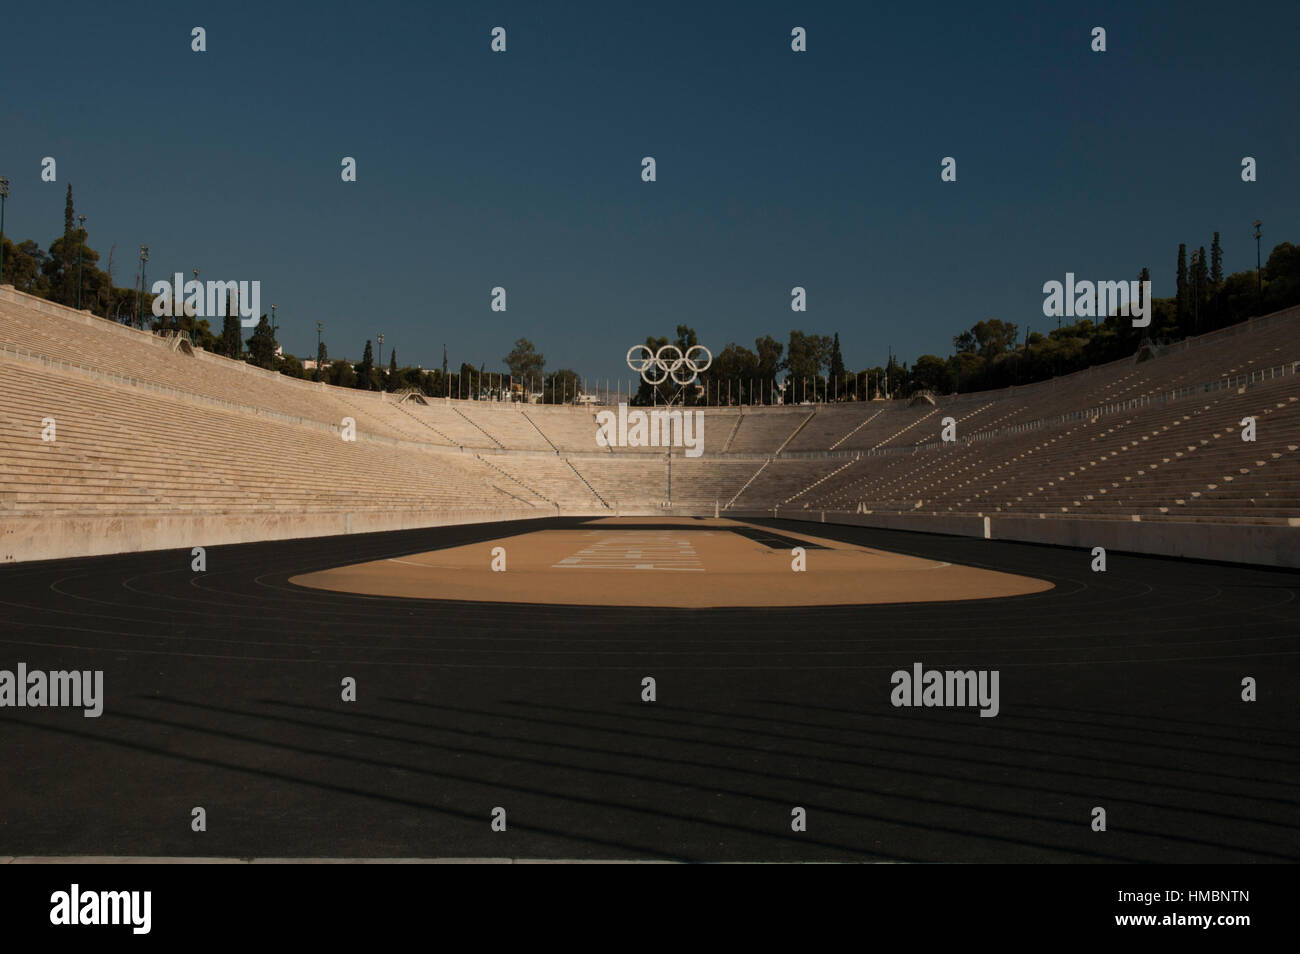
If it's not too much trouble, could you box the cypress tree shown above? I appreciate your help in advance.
[219,290,242,357]
[829,332,845,398]
[245,315,277,369]
[358,339,375,389]
[1194,246,1209,294]
[1175,244,1188,327]
[1209,233,1224,324]
[219,314,241,357]
[59,185,76,305]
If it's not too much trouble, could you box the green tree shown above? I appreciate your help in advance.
[218,314,242,358]
[44,199,110,313]
[1175,243,1188,326]
[950,352,983,392]
[707,342,759,405]
[631,334,669,406]
[883,354,907,397]
[458,361,479,398]
[910,354,952,393]
[829,332,846,399]
[954,319,1018,362]
[1193,245,1210,327]
[328,358,356,388]
[785,330,831,400]
[1263,241,1300,311]
[245,315,277,369]
[357,339,375,389]
[56,185,75,304]
[277,353,306,378]
[503,337,545,379]
[1,238,50,295]
[754,334,783,404]
[543,369,581,404]
[177,314,217,351]
[674,324,699,352]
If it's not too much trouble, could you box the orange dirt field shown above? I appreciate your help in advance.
[290,518,1053,607]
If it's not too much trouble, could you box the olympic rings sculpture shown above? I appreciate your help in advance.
[626,343,713,386]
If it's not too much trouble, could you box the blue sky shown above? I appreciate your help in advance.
[3,0,1297,381]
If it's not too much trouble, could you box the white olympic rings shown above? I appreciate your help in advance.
[626,343,713,386]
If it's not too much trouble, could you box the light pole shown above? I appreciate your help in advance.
[316,321,323,381]
[1253,219,1263,305]
[76,215,87,309]
[377,332,385,390]
[133,256,141,326]
[138,246,149,328]
[0,176,10,287]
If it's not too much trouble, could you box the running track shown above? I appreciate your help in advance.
[0,517,1295,862]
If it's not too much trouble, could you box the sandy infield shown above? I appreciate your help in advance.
[289,518,1052,607]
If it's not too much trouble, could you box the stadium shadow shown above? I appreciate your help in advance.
[753,699,1300,779]
[517,698,1297,804]
[488,699,1298,859]
[6,716,678,859]
[131,697,915,861]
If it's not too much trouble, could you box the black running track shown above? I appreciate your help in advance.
[0,517,1295,863]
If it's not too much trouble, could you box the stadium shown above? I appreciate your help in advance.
[1,3,1297,886]
[0,285,1296,862]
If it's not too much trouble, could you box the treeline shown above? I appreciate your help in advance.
[1,188,590,401]
[904,234,1300,398]
[5,190,1297,403]
[635,233,1300,404]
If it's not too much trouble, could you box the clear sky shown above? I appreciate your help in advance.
[3,0,1296,382]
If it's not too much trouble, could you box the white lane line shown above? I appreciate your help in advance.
[553,531,705,571]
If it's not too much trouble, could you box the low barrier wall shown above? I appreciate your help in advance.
[4,501,1297,568]
[0,507,551,563]
[732,508,1300,568]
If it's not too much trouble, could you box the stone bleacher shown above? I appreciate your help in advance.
[0,358,519,517]
[2,283,1298,562]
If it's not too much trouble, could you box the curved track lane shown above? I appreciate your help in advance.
[0,517,1296,862]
